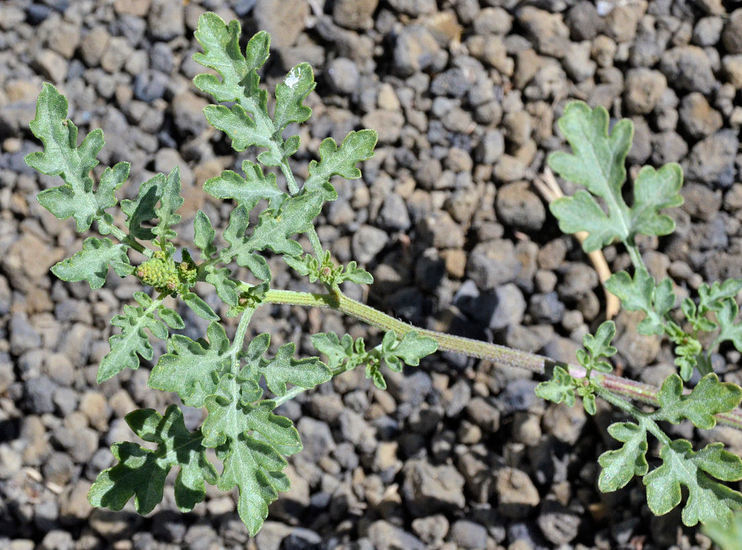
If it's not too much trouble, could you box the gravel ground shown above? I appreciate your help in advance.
[1,0,742,548]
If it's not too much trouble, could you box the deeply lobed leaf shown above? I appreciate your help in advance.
[201,374,300,535]
[598,422,649,492]
[260,342,332,397]
[26,83,110,232]
[535,365,576,407]
[654,373,742,430]
[51,237,133,289]
[98,293,167,383]
[89,405,216,514]
[644,439,742,526]
[304,130,378,201]
[549,101,683,252]
[149,322,231,407]
[204,160,285,212]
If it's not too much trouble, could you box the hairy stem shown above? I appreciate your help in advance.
[228,307,255,374]
[256,285,742,431]
[595,384,673,446]
[98,218,151,257]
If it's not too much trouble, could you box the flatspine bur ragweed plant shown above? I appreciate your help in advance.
[26,12,742,540]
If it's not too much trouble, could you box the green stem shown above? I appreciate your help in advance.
[256,285,742,431]
[280,160,299,196]
[98,218,151,257]
[626,242,645,274]
[594,384,672,446]
[228,307,255,374]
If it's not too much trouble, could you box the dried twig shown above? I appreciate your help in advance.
[533,168,621,319]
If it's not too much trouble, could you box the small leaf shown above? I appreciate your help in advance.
[193,210,217,259]
[149,322,231,407]
[535,365,576,407]
[151,167,183,242]
[121,173,166,241]
[261,343,332,397]
[339,261,374,285]
[204,161,285,212]
[644,439,742,527]
[98,298,166,383]
[27,83,103,232]
[235,252,271,282]
[583,321,617,360]
[157,306,184,330]
[273,63,315,132]
[182,292,219,321]
[204,266,239,306]
[605,269,670,335]
[387,331,438,367]
[51,237,132,289]
[311,333,351,371]
[716,298,742,352]
[96,162,130,212]
[654,373,742,430]
[598,422,649,492]
[88,405,216,514]
[304,130,378,201]
[698,279,742,314]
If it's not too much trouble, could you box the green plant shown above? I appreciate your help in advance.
[26,12,742,537]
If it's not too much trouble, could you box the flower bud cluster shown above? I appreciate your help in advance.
[136,250,197,296]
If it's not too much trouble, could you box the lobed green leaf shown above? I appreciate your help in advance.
[654,373,742,430]
[98,296,167,383]
[304,130,378,201]
[88,405,216,514]
[149,322,231,407]
[204,161,285,212]
[260,342,332,397]
[643,439,742,527]
[51,237,133,289]
[548,101,682,252]
[598,422,649,492]
[26,84,107,232]
[535,365,576,407]
[201,374,299,535]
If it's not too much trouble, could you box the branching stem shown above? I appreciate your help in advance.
[256,285,742,431]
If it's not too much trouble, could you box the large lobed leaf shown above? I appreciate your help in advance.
[548,101,683,252]
[201,374,301,535]
[644,440,742,527]
[89,405,216,514]
[27,84,133,233]
[193,13,315,168]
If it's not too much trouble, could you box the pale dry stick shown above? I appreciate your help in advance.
[533,167,621,319]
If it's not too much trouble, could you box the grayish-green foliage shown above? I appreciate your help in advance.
[28,14,742,538]
[26,13,437,536]
[549,101,683,252]
[88,405,217,514]
[542,101,742,528]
